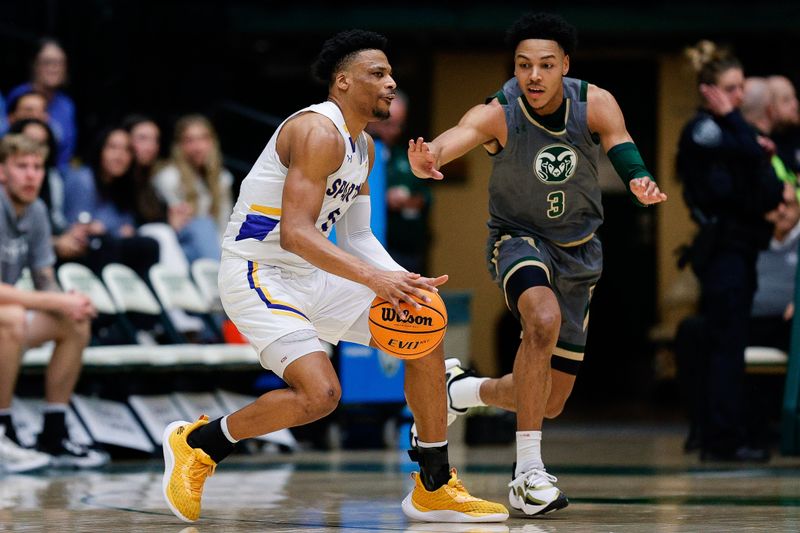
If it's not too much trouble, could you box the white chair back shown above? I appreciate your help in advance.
[191,258,222,312]
[149,264,209,314]
[101,263,162,315]
[57,263,117,315]
[15,268,35,291]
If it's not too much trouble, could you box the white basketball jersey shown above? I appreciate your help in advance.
[221,101,371,274]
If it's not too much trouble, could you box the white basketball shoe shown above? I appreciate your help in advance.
[507,466,568,516]
[0,425,51,474]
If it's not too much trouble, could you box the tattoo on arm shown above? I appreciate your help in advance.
[32,267,61,292]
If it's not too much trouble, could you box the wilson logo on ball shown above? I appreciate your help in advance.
[369,291,448,360]
[381,308,434,327]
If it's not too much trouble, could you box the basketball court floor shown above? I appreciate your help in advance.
[3,421,799,532]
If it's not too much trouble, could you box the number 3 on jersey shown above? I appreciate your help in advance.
[547,191,565,219]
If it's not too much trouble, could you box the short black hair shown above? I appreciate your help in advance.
[8,90,47,114]
[505,12,578,56]
[121,113,158,133]
[7,118,57,168]
[312,29,389,85]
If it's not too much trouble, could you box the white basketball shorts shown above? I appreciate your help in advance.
[218,254,374,377]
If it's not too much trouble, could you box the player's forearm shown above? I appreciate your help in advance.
[0,283,62,312]
[281,225,379,287]
[336,196,406,272]
[429,127,481,168]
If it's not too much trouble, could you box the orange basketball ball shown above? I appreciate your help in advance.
[369,290,448,360]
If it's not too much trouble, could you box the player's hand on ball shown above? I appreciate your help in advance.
[369,270,448,315]
[408,137,444,180]
[630,176,667,205]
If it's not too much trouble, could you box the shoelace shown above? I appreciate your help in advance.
[446,469,480,500]
[186,452,216,497]
[508,468,558,490]
[448,475,467,493]
[61,439,89,457]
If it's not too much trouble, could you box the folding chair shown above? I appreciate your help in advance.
[101,263,184,344]
[57,262,139,345]
[190,258,222,313]
[149,263,222,342]
[57,263,118,315]
[15,268,35,291]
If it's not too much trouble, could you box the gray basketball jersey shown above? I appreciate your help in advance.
[488,77,602,246]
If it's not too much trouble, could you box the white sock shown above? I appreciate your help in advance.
[515,431,543,476]
[417,440,448,448]
[449,376,489,410]
[43,403,68,413]
[220,416,239,444]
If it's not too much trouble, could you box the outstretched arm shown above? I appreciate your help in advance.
[408,100,506,180]
[588,85,667,206]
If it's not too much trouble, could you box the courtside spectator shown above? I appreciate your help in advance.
[153,114,233,261]
[0,134,107,468]
[7,118,76,257]
[121,115,175,226]
[6,91,49,126]
[8,39,77,167]
[61,127,159,279]
[768,76,800,173]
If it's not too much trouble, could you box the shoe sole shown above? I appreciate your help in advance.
[162,420,195,523]
[401,491,509,523]
[47,449,109,469]
[4,456,51,473]
[509,491,569,516]
[49,456,107,469]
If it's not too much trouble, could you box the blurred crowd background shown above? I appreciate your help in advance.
[2,0,799,418]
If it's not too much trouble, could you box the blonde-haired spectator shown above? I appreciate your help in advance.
[0,134,107,470]
[152,114,232,261]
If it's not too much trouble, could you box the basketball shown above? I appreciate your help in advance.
[368,290,448,359]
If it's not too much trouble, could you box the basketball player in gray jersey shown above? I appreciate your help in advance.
[409,12,667,516]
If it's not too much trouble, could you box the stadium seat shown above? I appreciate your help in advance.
[57,262,117,315]
[191,258,223,312]
[149,264,223,341]
[101,263,184,343]
[15,268,35,291]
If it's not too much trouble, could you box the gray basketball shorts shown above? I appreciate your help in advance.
[486,232,603,375]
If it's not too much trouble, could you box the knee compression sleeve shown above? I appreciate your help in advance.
[504,265,551,320]
[260,329,324,379]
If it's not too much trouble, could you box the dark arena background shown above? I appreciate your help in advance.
[1,1,800,531]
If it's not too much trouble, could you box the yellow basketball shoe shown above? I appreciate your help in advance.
[402,468,509,523]
[162,416,217,522]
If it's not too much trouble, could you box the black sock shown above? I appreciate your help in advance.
[186,417,235,463]
[0,414,20,444]
[416,444,451,491]
[38,411,67,448]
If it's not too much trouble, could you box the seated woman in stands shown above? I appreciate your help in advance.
[61,127,160,279]
[153,114,233,262]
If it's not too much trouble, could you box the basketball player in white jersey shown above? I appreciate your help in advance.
[161,30,508,524]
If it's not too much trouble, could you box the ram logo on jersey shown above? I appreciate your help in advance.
[534,143,578,184]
